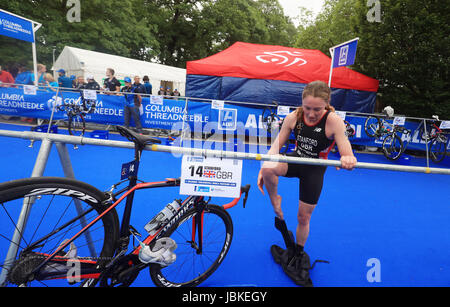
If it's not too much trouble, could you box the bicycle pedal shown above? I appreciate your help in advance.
[138,238,177,266]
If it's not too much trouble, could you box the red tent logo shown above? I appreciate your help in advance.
[256,51,308,67]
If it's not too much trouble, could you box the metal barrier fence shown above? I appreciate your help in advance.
[1,82,448,121]
[1,83,449,167]
[0,129,449,175]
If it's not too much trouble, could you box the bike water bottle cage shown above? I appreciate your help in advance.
[116,126,161,150]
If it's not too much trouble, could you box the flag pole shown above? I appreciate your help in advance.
[328,47,334,87]
[31,22,42,86]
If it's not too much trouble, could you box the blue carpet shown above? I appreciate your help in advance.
[0,122,449,286]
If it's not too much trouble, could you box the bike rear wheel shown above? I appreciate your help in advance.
[0,177,119,287]
[430,135,448,163]
[149,204,233,287]
[382,134,403,160]
[364,116,381,138]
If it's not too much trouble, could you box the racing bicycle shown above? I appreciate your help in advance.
[57,92,96,137]
[0,126,250,287]
[364,114,411,160]
[418,115,448,163]
[261,101,284,133]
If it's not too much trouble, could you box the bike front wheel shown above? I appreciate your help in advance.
[382,134,403,160]
[430,135,448,163]
[68,114,86,137]
[0,177,119,287]
[149,204,233,287]
[364,116,381,138]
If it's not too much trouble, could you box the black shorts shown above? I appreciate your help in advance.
[283,152,327,205]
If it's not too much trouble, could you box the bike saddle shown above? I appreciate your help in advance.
[116,126,161,148]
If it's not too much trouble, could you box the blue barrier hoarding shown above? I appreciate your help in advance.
[0,88,210,130]
[0,87,444,152]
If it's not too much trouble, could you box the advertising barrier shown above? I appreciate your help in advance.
[0,87,448,152]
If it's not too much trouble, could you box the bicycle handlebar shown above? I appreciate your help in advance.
[241,184,251,208]
[222,184,251,210]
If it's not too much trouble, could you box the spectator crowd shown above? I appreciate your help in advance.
[1,63,182,132]
[0,63,181,98]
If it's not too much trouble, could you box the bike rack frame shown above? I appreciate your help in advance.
[0,129,448,174]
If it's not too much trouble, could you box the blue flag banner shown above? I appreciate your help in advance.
[0,10,34,43]
[332,38,358,68]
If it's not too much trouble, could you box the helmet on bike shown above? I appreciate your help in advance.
[383,106,394,117]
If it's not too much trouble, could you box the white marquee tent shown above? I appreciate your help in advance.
[52,46,187,95]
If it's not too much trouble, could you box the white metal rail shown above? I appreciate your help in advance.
[0,129,449,175]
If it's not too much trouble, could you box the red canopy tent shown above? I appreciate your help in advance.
[186,42,379,111]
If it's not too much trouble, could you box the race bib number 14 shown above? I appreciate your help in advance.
[180,155,243,198]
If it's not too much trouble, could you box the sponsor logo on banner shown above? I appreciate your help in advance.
[47,95,63,109]
[0,11,34,43]
[218,108,237,130]
[256,51,307,67]
[0,91,44,114]
[332,39,359,68]
[150,95,163,105]
[338,45,349,66]
[143,101,209,128]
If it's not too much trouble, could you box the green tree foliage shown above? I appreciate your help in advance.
[147,0,297,66]
[354,0,450,118]
[0,0,157,69]
[141,0,207,67]
[294,0,449,118]
[0,0,298,69]
[295,0,359,53]
[1,0,447,118]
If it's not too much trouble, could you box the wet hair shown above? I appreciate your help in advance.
[296,80,334,122]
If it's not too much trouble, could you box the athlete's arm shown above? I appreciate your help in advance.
[257,111,296,195]
[327,113,357,170]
